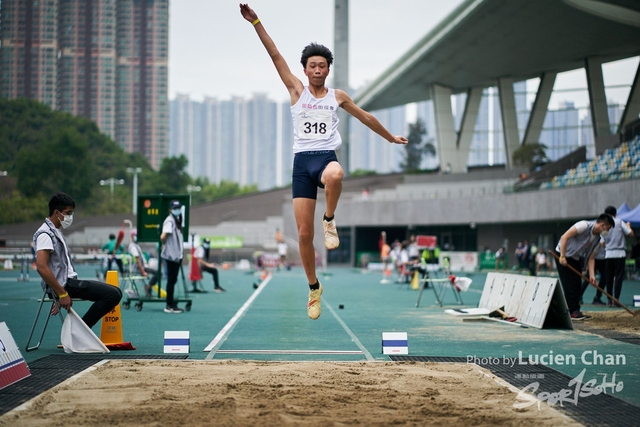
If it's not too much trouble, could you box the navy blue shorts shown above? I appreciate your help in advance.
[292,151,338,199]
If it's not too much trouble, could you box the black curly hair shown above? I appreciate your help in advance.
[300,43,334,68]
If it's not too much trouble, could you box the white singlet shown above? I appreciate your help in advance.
[290,87,341,153]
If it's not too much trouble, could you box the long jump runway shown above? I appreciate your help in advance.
[203,271,374,361]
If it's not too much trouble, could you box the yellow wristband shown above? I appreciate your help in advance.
[252,18,260,26]
[58,292,69,299]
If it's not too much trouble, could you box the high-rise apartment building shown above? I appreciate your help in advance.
[0,0,57,109]
[474,87,506,167]
[579,103,623,158]
[169,93,196,172]
[200,96,220,183]
[170,94,282,191]
[349,105,406,174]
[58,0,117,137]
[245,93,277,188]
[540,101,580,160]
[218,97,245,185]
[116,0,169,168]
[279,101,293,187]
[0,0,169,168]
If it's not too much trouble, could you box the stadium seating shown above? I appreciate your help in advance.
[539,135,640,189]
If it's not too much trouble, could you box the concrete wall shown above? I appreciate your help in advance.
[337,179,640,226]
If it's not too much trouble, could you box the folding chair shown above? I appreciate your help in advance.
[26,286,66,352]
[121,274,149,299]
[430,275,464,307]
[415,264,464,307]
[395,263,413,285]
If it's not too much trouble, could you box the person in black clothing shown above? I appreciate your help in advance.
[630,236,640,279]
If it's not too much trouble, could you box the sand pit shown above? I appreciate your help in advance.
[1,360,582,427]
[582,309,640,335]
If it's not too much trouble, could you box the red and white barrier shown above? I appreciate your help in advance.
[0,322,31,390]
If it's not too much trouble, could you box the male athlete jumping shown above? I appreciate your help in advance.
[241,3,407,319]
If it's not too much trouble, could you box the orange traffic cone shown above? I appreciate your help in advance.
[100,271,135,350]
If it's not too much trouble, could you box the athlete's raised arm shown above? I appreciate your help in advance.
[240,4,303,100]
[335,89,408,145]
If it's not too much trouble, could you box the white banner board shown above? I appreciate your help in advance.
[478,273,572,329]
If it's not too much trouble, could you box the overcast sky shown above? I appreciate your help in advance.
[168,0,466,103]
[168,0,639,110]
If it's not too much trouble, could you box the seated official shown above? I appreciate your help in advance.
[195,238,226,292]
[35,192,122,328]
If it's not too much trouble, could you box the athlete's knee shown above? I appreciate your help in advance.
[323,163,343,182]
[297,226,314,245]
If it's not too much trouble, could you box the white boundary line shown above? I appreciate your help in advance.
[325,299,375,361]
[203,273,272,358]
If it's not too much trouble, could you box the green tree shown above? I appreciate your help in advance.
[190,177,258,204]
[350,169,378,177]
[512,142,549,170]
[0,98,271,222]
[0,98,153,218]
[400,118,435,172]
[142,155,191,195]
[0,191,48,224]
[14,128,95,202]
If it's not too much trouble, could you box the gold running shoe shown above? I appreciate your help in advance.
[307,282,323,320]
[322,217,340,249]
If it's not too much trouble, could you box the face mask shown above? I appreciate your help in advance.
[600,229,609,237]
[133,236,138,242]
[59,212,74,229]
[172,208,182,217]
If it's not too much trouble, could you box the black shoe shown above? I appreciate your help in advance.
[570,311,591,321]
[592,298,605,305]
[164,306,183,314]
[214,286,226,293]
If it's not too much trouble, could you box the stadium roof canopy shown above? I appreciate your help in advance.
[355,0,640,111]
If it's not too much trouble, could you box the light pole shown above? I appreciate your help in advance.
[126,167,143,215]
[99,178,125,199]
[187,185,202,205]
[187,185,201,194]
[187,184,202,203]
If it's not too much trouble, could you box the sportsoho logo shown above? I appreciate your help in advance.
[467,351,626,410]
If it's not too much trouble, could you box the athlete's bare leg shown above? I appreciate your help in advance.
[293,197,318,284]
[321,161,343,218]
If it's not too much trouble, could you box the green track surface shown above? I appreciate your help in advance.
[1,263,639,406]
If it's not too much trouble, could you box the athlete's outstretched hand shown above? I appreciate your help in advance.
[391,136,408,145]
[240,3,258,23]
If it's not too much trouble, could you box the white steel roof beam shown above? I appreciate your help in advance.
[498,77,520,169]
[523,72,556,145]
